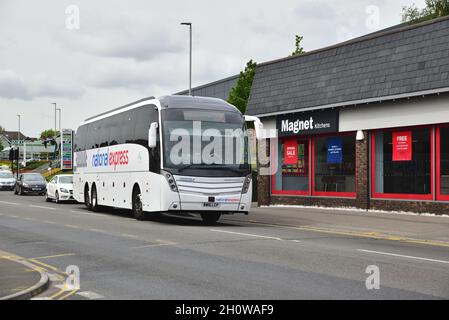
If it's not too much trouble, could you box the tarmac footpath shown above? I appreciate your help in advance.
[0,250,49,300]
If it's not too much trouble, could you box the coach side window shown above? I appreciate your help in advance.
[122,110,134,144]
[77,125,87,151]
[109,113,123,146]
[133,106,152,147]
[84,123,94,150]
[99,119,109,148]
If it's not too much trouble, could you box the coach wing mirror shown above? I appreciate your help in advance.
[244,115,263,140]
[148,122,158,148]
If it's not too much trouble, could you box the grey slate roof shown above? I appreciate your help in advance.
[176,74,238,101]
[246,16,449,116]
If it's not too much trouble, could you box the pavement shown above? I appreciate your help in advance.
[0,250,49,300]
[0,191,449,299]
[222,205,449,247]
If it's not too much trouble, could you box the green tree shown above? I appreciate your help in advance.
[0,126,4,151]
[227,59,257,114]
[402,0,449,24]
[291,35,306,56]
[40,129,57,140]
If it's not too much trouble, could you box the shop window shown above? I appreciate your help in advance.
[372,127,433,200]
[313,135,356,195]
[272,138,309,194]
[437,126,449,200]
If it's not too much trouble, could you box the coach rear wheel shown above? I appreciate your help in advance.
[132,186,145,220]
[91,185,101,212]
[201,212,221,225]
[84,184,92,210]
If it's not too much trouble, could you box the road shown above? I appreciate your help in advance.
[0,191,448,300]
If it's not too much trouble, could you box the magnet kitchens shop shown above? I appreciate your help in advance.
[245,16,449,214]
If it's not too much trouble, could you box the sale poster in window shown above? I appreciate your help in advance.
[392,131,412,161]
[284,139,298,165]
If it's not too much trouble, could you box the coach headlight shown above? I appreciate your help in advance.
[161,170,178,192]
[242,174,252,194]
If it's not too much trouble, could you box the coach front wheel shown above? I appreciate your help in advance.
[132,186,146,221]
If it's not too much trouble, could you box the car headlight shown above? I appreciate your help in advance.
[161,170,178,192]
[23,183,29,187]
[60,188,69,193]
[242,174,252,194]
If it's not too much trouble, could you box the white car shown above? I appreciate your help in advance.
[0,171,16,191]
[45,174,74,203]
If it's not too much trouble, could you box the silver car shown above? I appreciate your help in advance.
[0,171,16,191]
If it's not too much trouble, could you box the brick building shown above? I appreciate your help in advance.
[245,16,449,214]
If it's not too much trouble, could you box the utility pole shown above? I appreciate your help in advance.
[52,102,57,133]
[57,108,62,170]
[16,115,21,179]
[181,22,192,96]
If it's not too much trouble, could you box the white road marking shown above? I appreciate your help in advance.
[43,221,56,224]
[76,291,104,300]
[70,210,121,219]
[357,249,449,265]
[210,229,282,241]
[121,234,139,239]
[289,240,302,243]
[0,201,19,205]
[132,240,177,249]
[29,205,56,210]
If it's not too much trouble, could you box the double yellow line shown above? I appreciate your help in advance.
[0,250,79,300]
[28,254,79,300]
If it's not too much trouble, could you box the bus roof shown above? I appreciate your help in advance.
[159,95,240,113]
[83,95,240,124]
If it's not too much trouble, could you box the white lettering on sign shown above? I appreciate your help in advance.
[281,117,314,134]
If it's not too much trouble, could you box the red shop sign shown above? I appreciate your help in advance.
[284,139,298,165]
[392,131,412,161]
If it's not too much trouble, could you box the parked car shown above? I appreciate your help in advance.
[14,173,47,195]
[0,171,16,191]
[46,174,74,203]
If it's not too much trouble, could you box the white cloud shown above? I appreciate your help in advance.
[0,70,85,100]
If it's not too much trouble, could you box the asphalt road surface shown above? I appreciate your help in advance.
[1,191,448,300]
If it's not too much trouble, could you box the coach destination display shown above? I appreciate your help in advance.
[276,109,338,137]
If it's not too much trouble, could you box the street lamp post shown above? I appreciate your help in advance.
[16,115,21,179]
[57,108,62,170]
[181,22,192,96]
[52,102,57,133]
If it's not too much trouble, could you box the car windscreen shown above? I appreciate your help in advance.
[23,174,45,182]
[0,172,13,179]
[58,176,73,184]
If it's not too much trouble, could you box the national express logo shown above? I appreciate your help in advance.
[92,149,129,170]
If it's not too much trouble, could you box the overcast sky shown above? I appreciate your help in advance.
[0,0,425,137]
